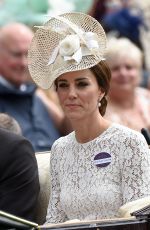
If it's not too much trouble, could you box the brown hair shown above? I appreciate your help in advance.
[90,60,111,116]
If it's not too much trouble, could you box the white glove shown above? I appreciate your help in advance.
[118,196,150,218]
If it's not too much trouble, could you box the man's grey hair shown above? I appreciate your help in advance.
[0,113,22,135]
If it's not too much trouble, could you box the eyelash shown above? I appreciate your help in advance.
[58,82,89,89]
[78,82,89,87]
[58,83,68,88]
[112,65,134,71]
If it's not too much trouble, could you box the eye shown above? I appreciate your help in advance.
[57,82,69,88]
[77,81,89,88]
[125,65,135,70]
[10,50,27,58]
[111,66,119,71]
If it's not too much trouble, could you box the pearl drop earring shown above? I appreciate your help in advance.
[98,99,101,107]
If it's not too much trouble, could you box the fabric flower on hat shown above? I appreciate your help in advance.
[84,32,99,50]
[59,34,80,56]
[59,34,82,63]
[47,31,100,65]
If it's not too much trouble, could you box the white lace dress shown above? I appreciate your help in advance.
[46,123,150,223]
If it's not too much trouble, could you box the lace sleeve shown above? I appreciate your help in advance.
[45,141,67,223]
[120,132,150,204]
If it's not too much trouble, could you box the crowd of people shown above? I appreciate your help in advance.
[0,0,150,227]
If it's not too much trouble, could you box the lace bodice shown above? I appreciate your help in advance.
[46,123,150,223]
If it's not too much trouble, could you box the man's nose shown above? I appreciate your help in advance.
[20,55,28,67]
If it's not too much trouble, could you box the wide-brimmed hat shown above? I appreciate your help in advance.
[28,12,107,89]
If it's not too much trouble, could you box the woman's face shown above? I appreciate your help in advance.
[56,69,103,121]
[108,55,141,93]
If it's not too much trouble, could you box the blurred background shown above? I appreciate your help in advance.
[0,0,150,90]
[0,0,150,73]
[0,0,150,85]
[0,0,93,26]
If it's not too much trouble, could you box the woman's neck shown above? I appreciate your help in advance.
[72,115,111,143]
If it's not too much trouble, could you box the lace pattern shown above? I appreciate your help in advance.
[46,123,150,223]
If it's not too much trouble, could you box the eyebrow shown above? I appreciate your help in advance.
[58,77,88,82]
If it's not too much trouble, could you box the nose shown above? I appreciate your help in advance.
[68,85,77,99]
[119,67,127,76]
[19,54,28,67]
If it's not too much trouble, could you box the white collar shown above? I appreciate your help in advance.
[0,76,27,91]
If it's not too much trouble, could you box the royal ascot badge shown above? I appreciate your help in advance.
[94,152,111,167]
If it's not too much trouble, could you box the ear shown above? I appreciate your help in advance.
[98,90,105,100]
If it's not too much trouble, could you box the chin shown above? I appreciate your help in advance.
[14,76,27,84]
[67,114,84,122]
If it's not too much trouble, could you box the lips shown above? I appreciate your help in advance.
[65,104,80,109]
[66,104,79,107]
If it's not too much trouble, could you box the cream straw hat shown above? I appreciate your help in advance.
[28,12,107,89]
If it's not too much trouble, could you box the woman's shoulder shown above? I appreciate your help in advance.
[136,86,150,98]
[111,123,146,142]
[109,123,148,154]
[51,131,75,149]
[50,132,76,161]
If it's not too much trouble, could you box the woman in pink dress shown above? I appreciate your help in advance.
[105,37,150,132]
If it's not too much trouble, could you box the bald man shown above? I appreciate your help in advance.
[0,23,61,152]
[0,23,33,86]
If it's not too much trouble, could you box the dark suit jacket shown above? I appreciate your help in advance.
[0,128,40,221]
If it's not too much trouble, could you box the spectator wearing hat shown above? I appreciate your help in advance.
[28,12,150,224]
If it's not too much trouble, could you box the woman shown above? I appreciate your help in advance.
[104,37,150,132]
[28,12,150,223]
